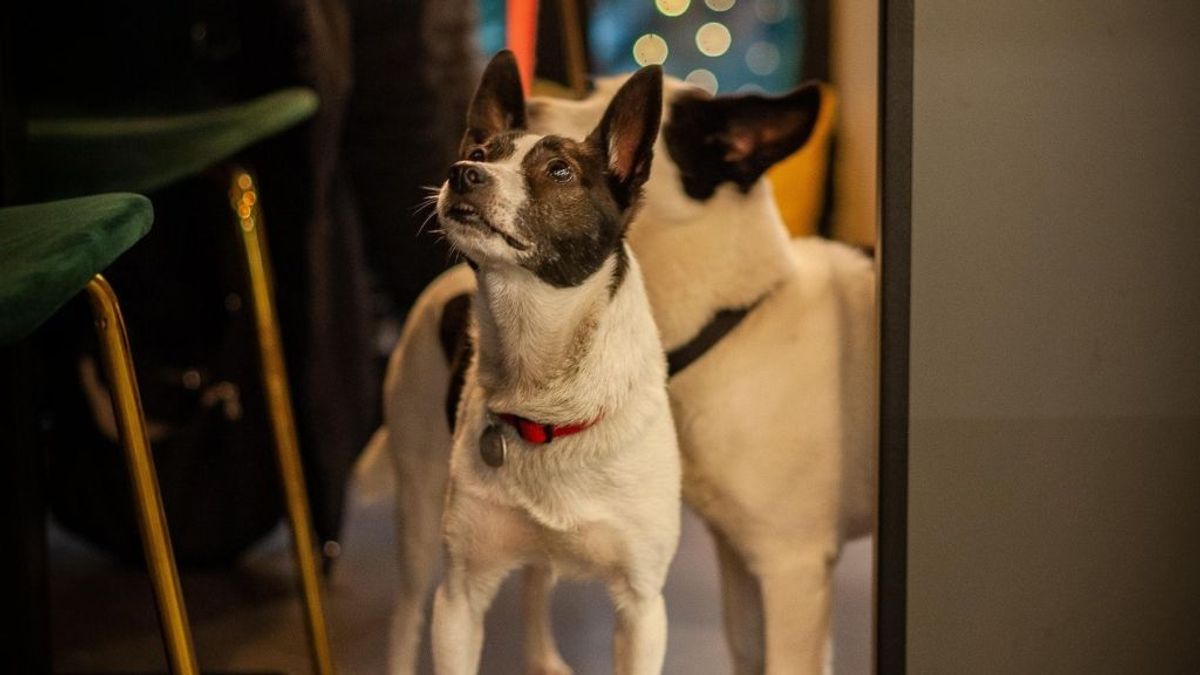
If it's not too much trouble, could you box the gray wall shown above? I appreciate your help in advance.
[907,1,1200,672]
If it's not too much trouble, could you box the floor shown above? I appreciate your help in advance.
[50,468,873,674]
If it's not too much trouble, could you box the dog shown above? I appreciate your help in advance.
[421,52,681,675]
[366,69,876,674]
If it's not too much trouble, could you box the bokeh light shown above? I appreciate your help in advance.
[655,0,690,17]
[633,33,670,65]
[695,22,732,57]
[685,68,720,94]
[754,0,789,24]
[746,40,781,75]
[587,0,802,95]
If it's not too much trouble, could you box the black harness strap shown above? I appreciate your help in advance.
[667,299,763,377]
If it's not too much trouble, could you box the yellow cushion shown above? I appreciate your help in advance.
[768,83,838,237]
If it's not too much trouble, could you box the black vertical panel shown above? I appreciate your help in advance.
[536,0,592,87]
[803,0,831,81]
[876,0,912,673]
[0,5,50,672]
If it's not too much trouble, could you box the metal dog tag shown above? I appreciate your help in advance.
[480,423,508,468]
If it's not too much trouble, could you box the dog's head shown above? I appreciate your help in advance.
[437,51,662,288]
[529,76,822,226]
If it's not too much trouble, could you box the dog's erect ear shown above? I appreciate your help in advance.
[464,50,526,146]
[587,65,663,208]
[666,82,823,196]
[717,83,822,170]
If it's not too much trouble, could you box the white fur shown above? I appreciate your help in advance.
[370,76,877,675]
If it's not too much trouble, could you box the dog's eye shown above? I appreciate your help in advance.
[468,148,486,162]
[547,160,573,182]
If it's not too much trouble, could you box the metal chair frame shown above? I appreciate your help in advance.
[79,168,336,674]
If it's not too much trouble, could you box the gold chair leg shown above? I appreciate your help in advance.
[228,167,336,675]
[85,275,200,675]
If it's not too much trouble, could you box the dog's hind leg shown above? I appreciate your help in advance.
[355,427,425,674]
[384,398,454,674]
[384,376,454,675]
[521,565,572,675]
[757,553,834,675]
[384,273,471,674]
[711,529,765,675]
[386,430,451,675]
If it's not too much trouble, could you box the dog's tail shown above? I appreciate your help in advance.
[350,426,394,507]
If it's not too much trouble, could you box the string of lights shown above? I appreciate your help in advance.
[593,0,801,94]
[476,0,803,95]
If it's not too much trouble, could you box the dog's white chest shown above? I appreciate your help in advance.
[536,519,629,579]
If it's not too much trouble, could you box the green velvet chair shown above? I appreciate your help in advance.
[0,193,198,674]
[19,89,335,675]
[22,88,317,200]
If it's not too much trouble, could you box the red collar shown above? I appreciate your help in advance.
[496,412,601,444]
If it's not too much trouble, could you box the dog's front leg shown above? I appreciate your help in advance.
[432,562,509,675]
[521,565,572,675]
[610,587,668,675]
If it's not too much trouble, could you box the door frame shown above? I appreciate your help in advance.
[876,0,913,673]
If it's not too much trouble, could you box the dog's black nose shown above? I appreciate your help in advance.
[448,162,488,194]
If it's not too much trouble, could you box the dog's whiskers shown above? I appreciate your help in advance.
[417,210,439,237]
[412,194,440,216]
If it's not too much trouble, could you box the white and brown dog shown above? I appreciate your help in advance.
[421,53,680,675]
[367,62,876,674]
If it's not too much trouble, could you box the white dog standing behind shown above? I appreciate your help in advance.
[426,53,680,675]
[531,77,878,674]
